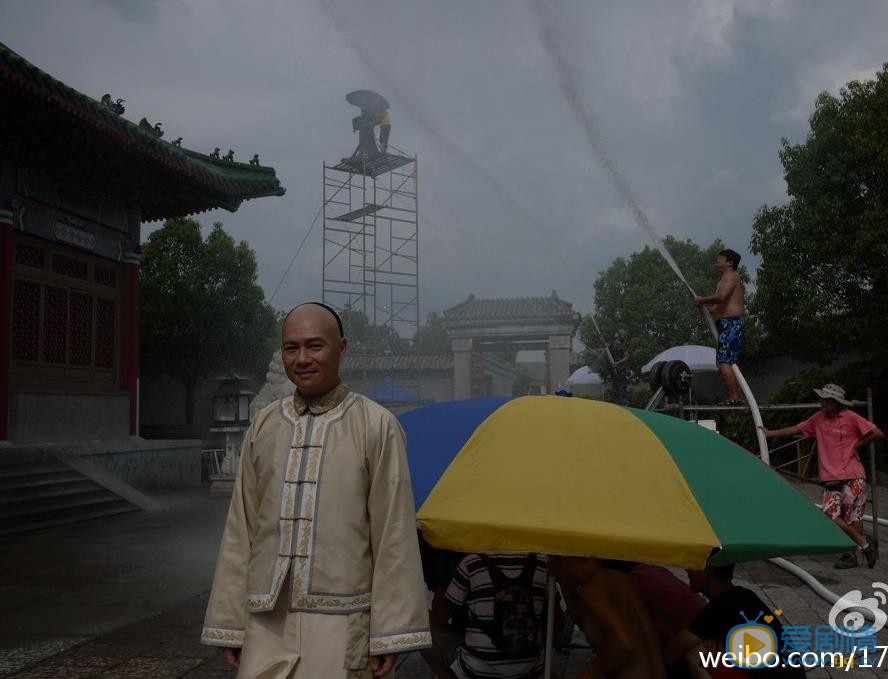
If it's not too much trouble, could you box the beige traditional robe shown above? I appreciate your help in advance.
[201,383,431,673]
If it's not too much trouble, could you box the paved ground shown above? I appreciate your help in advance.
[2,481,888,677]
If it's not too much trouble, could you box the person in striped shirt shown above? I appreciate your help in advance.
[429,553,550,679]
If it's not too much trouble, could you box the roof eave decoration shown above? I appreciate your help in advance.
[0,41,286,213]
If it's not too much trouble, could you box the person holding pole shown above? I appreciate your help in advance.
[609,329,630,407]
[692,249,745,404]
[760,383,884,569]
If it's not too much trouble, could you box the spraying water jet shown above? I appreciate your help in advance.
[531,0,768,460]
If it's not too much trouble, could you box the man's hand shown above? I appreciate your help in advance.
[757,425,773,438]
[691,294,704,307]
[222,648,241,669]
[371,653,396,677]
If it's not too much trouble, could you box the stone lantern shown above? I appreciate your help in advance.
[208,374,253,494]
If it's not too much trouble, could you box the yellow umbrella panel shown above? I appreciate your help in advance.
[416,396,852,569]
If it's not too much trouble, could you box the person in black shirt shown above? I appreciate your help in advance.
[610,329,630,406]
[664,563,805,677]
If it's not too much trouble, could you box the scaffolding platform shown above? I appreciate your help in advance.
[333,152,414,178]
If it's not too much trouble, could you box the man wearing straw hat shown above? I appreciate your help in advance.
[761,383,884,569]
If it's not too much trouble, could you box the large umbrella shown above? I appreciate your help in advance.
[412,395,853,569]
[399,396,511,508]
[641,344,717,374]
[566,366,602,386]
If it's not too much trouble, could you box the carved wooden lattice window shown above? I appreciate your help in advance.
[69,292,93,366]
[52,253,88,280]
[12,234,122,388]
[42,286,68,364]
[15,244,45,269]
[12,280,40,361]
[94,266,117,288]
[95,299,116,369]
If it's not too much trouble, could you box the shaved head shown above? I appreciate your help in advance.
[284,302,343,338]
[281,303,348,397]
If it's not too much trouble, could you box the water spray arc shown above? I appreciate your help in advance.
[531,0,768,460]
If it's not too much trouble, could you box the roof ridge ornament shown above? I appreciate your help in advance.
[100,93,125,115]
[250,154,260,167]
[138,117,163,137]
[223,149,235,162]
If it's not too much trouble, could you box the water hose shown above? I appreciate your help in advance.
[814,505,888,528]
[769,557,876,624]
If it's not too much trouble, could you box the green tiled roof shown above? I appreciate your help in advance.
[342,353,453,373]
[443,293,578,324]
[0,41,285,220]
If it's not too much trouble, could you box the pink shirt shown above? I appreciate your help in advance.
[798,409,874,482]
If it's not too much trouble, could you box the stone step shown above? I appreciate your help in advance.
[0,469,85,491]
[0,460,72,481]
[0,492,132,521]
[0,502,139,537]
[0,483,111,512]
[0,455,144,535]
[0,460,70,477]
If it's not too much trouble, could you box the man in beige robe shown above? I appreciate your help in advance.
[202,303,431,677]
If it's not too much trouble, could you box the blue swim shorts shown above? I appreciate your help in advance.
[716,315,745,365]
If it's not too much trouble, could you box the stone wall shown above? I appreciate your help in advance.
[8,392,130,443]
[69,439,202,489]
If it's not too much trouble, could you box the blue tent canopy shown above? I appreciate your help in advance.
[364,376,420,403]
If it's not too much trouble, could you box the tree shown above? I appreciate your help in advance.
[413,312,451,354]
[141,218,279,423]
[338,307,407,354]
[750,65,888,365]
[579,236,754,377]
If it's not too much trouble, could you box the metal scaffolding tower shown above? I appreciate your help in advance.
[322,151,419,344]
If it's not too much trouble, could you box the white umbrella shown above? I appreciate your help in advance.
[641,344,717,373]
[565,366,602,386]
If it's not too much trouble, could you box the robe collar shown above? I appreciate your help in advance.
[292,382,349,416]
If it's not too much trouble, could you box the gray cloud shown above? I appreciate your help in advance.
[4,0,887,322]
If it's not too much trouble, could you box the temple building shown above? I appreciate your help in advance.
[0,41,285,444]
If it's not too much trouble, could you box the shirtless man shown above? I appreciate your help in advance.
[692,249,745,404]
[550,557,666,679]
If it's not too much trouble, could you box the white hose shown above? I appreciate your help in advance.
[769,557,875,623]
[730,365,769,464]
[814,505,888,527]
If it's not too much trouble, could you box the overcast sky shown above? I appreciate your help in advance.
[4,0,887,319]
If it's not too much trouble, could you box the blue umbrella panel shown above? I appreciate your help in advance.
[398,397,511,507]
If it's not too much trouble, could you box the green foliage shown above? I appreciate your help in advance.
[750,64,888,365]
[579,236,755,379]
[140,218,279,421]
[413,312,451,354]
[338,307,408,354]
[339,310,452,355]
